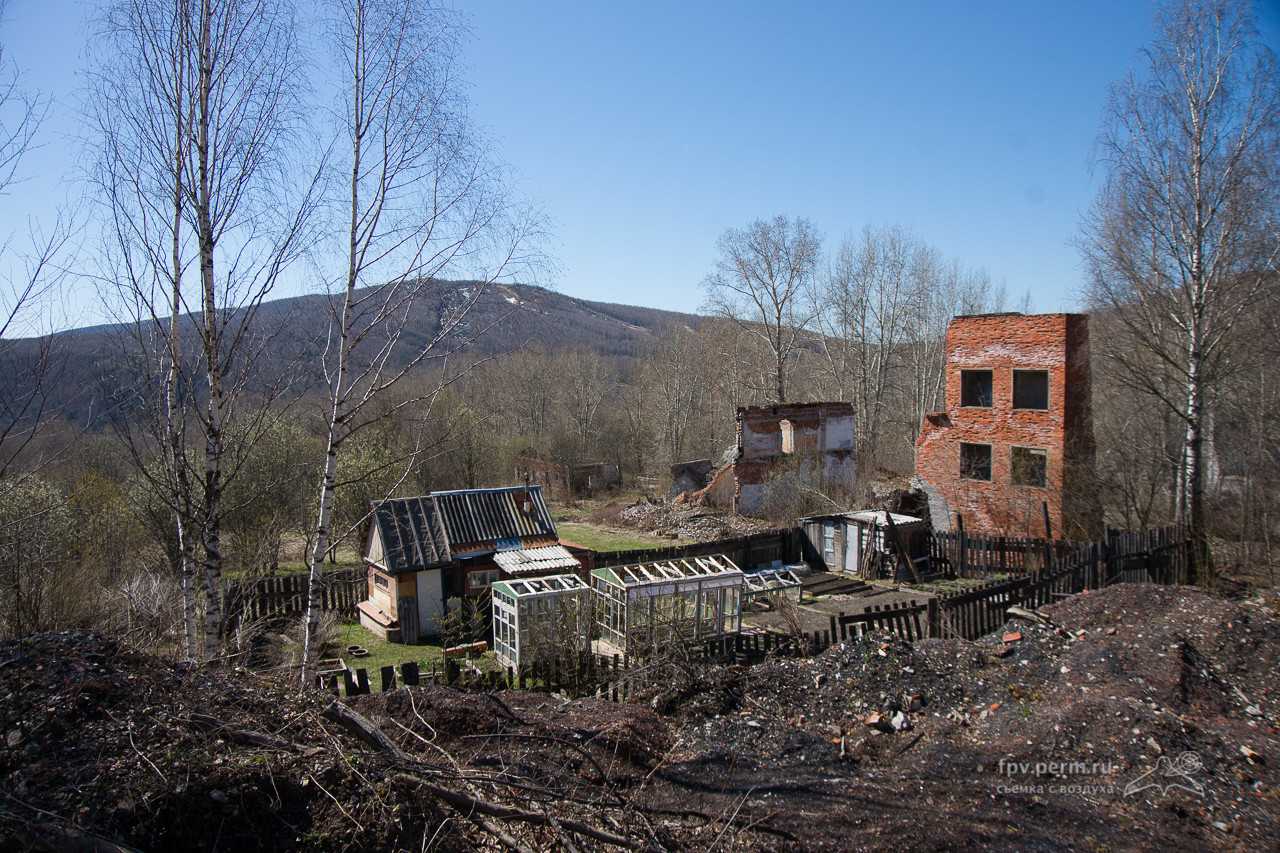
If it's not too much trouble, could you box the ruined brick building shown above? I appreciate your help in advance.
[734,402,857,517]
[914,313,1100,539]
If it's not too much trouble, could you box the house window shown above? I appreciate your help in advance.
[467,569,499,592]
[960,370,993,407]
[1011,446,1047,487]
[373,572,390,590]
[822,522,835,562]
[1013,370,1049,410]
[780,419,795,454]
[960,443,992,481]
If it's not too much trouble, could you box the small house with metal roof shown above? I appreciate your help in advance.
[359,485,580,642]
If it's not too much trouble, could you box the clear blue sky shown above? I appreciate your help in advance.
[3,1,1280,328]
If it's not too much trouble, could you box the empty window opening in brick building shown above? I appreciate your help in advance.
[961,369,993,407]
[1013,369,1049,410]
[1011,446,1047,487]
[780,419,794,454]
[960,442,992,480]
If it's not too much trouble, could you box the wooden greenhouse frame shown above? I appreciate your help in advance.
[491,574,592,670]
[742,568,803,606]
[590,555,744,657]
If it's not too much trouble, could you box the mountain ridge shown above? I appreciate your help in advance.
[2,281,707,424]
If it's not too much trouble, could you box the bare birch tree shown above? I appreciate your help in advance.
[91,0,200,659]
[0,0,73,491]
[703,215,820,404]
[1081,0,1280,581]
[93,0,319,659]
[642,325,709,467]
[300,0,537,682]
[810,226,913,465]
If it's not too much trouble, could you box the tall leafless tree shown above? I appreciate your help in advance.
[91,0,200,658]
[300,0,538,683]
[810,226,914,465]
[1081,0,1280,581]
[0,0,73,505]
[92,0,320,659]
[703,215,820,404]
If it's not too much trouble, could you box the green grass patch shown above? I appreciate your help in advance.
[335,622,443,672]
[556,522,680,552]
[333,622,499,676]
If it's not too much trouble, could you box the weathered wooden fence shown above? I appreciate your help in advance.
[318,524,1191,699]
[928,524,1188,582]
[322,633,835,700]
[222,567,364,625]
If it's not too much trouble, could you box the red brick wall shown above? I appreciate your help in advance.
[915,313,1098,538]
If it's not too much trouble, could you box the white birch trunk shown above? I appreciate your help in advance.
[196,0,224,660]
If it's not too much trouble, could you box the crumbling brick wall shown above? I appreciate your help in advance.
[914,313,1100,539]
[733,402,856,517]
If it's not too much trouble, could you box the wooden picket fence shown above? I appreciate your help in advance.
[928,531,1069,576]
[927,524,1189,582]
[321,632,832,700]
[222,567,364,625]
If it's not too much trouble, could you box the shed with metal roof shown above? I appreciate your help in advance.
[360,485,576,644]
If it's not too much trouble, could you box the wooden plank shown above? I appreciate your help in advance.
[401,661,419,686]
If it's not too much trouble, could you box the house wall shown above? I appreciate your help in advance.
[914,313,1099,538]
[734,403,856,517]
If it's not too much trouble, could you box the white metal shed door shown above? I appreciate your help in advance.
[845,522,858,574]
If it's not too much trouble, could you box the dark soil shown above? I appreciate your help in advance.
[2,583,1277,851]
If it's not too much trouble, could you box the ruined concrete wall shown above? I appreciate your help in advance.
[669,459,713,497]
[733,403,856,517]
[914,313,1100,538]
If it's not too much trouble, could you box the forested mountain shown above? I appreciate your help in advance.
[4,282,704,425]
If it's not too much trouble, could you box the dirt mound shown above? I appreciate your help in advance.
[0,633,449,852]
[640,584,1279,850]
[0,634,694,851]
[2,585,1277,851]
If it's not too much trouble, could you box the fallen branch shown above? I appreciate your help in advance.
[323,700,642,849]
[188,713,315,753]
[392,771,642,850]
[461,732,614,787]
[322,700,410,761]
[1006,606,1052,626]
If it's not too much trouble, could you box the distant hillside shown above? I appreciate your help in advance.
[3,282,705,425]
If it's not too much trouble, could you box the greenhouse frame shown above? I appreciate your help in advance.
[491,574,592,670]
[591,555,744,657]
[742,568,803,604]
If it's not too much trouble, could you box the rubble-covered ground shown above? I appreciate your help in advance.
[610,498,773,541]
[2,583,1277,851]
